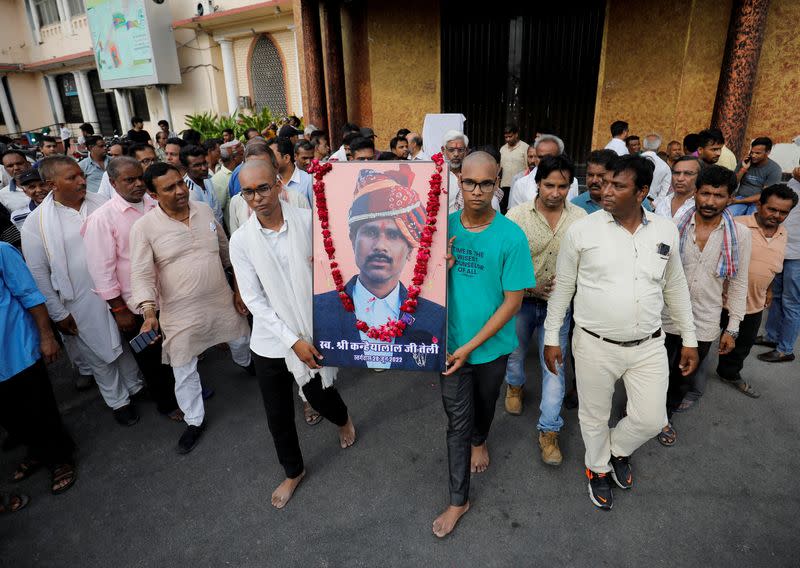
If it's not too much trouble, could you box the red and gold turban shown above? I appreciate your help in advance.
[348,165,426,247]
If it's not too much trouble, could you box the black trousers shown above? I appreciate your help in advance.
[439,354,509,507]
[717,309,763,381]
[0,359,75,466]
[253,353,348,479]
[121,315,179,414]
[665,333,712,417]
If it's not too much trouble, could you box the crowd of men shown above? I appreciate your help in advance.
[0,114,798,542]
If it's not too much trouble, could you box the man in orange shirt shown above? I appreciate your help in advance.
[717,184,798,395]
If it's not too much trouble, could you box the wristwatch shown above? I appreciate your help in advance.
[724,329,739,339]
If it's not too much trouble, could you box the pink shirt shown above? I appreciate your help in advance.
[81,191,157,311]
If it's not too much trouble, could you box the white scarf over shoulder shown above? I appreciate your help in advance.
[38,191,106,302]
[242,201,337,388]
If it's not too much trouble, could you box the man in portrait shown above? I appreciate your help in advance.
[314,166,446,371]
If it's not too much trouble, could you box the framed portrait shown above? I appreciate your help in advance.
[312,160,449,372]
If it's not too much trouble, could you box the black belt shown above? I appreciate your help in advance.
[581,327,661,347]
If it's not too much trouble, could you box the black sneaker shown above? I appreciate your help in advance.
[586,468,613,510]
[177,424,205,454]
[113,404,139,427]
[610,455,633,489]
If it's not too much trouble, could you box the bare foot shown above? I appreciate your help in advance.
[338,416,356,448]
[432,502,470,538]
[271,470,306,509]
[471,443,489,473]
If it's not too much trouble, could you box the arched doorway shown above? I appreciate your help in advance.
[249,35,287,116]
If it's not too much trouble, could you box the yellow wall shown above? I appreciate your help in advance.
[0,0,31,64]
[6,73,52,129]
[592,0,731,149]
[745,0,800,146]
[362,0,441,138]
[167,28,226,132]
[594,0,800,152]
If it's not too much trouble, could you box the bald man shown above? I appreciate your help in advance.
[406,132,428,160]
[433,151,535,537]
[229,160,355,508]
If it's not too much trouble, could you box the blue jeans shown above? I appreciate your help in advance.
[726,199,756,217]
[505,300,571,432]
[765,259,800,355]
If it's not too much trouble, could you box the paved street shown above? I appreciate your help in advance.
[2,339,798,567]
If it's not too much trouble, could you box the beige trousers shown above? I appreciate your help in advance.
[573,326,669,473]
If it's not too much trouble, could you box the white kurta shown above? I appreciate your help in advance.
[229,203,336,388]
[604,138,629,156]
[642,150,672,200]
[21,192,123,363]
[0,183,30,211]
[96,171,114,200]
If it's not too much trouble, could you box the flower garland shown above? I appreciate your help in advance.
[308,153,445,342]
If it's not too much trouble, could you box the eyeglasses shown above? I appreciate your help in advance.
[445,146,466,154]
[241,182,277,200]
[139,158,155,167]
[461,179,497,194]
[672,170,698,177]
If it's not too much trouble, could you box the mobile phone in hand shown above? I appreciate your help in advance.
[129,329,159,353]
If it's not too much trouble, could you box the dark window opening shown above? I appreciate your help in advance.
[56,74,83,124]
[129,88,150,121]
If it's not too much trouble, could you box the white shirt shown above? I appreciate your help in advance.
[21,195,122,363]
[653,193,695,221]
[507,168,579,209]
[228,219,299,358]
[60,127,71,140]
[284,165,313,206]
[408,150,430,161]
[544,209,697,347]
[642,150,672,199]
[0,183,30,211]
[783,178,800,259]
[662,217,751,341]
[604,138,629,156]
[97,171,114,200]
[10,201,34,230]
[353,278,400,369]
[329,145,348,162]
[510,168,528,188]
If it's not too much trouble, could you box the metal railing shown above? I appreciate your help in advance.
[1,122,101,147]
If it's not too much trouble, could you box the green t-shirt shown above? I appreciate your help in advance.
[447,211,536,364]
